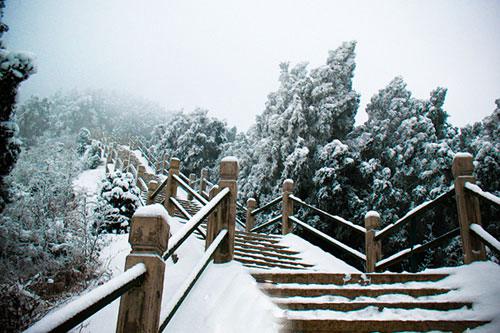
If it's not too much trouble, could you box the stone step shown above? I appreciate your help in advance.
[235,239,291,251]
[234,251,312,268]
[236,230,282,239]
[282,319,489,333]
[260,285,452,298]
[275,300,473,311]
[235,234,282,244]
[234,247,302,261]
[234,256,310,270]
[234,243,300,256]
[251,272,449,285]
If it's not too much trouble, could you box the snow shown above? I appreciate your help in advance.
[221,156,238,163]
[469,224,500,252]
[280,262,500,332]
[280,233,359,273]
[72,164,106,196]
[69,216,280,332]
[135,203,172,223]
[365,210,380,219]
[454,152,473,159]
[465,182,500,206]
[132,149,155,174]
[25,263,146,333]
[168,187,229,252]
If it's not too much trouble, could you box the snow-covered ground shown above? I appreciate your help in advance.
[72,216,282,332]
[72,164,106,196]
[63,161,500,333]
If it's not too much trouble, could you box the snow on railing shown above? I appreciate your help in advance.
[465,182,500,207]
[170,197,207,239]
[470,224,500,254]
[375,188,455,241]
[251,214,283,233]
[290,216,366,262]
[250,196,282,216]
[290,195,366,236]
[25,263,146,333]
[163,187,230,260]
[173,174,209,206]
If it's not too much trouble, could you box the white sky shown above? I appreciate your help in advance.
[4,0,500,131]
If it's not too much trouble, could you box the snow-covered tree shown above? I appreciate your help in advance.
[83,140,102,170]
[150,109,235,175]
[94,170,141,233]
[0,0,36,211]
[76,127,92,155]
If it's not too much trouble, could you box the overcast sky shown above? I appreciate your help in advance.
[4,0,500,131]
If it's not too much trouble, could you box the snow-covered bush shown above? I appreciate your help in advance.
[94,170,141,233]
[76,127,91,155]
[0,135,103,330]
[83,140,102,169]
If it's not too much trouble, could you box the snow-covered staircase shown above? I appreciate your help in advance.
[252,271,489,332]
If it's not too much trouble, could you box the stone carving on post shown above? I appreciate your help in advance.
[205,185,220,250]
[365,211,382,273]
[282,179,294,235]
[147,180,158,205]
[215,157,239,263]
[452,153,486,264]
[116,205,170,333]
[164,158,180,215]
[246,198,256,232]
[188,173,196,201]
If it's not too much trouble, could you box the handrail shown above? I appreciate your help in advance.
[375,227,460,271]
[163,187,230,260]
[470,224,500,255]
[235,217,245,229]
[128,164,137,176]
[137,177,148,192]
[150,177,169,200]
[178,172,190,184]
[289,195,366,236]
[465,182,500,207]
[375,188,455,241]
[251,214,282,233]
[170,197,207,239]
[158,229,228,332]
[172,174,209,206]
[290,216,366,262]
[25,263,146,333]
[236,201,247,212]
[251,196,282,216]
[203,178,214,187]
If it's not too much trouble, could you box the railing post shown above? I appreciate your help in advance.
[147,180,158,205]
[205,185,220,249]
[200,168,208,195]
[215,157,239,263]
[155,158,162,175]
[161,154,167,175]
[116,206,169,333]
[188,173,196,201]
[136,165,145,187]
[452,153,486,264]
[164,158,180,215]
[282,179,294,235]
[246,198,256,232]
[365,211,382,273]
